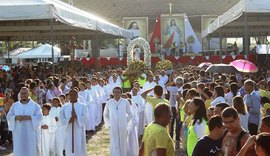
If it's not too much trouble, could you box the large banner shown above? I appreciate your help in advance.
[201,15,226,52]
[123,17,148,41]
[161,14,185,51]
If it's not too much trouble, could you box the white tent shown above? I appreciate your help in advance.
[4,48,31,59]
[17,44,61,62]
[0,0,132,41]
[202,0,270,38]
[0,48,30,64]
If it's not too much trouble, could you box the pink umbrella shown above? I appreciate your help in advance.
[230,59,258,73]
[197,62,212,68]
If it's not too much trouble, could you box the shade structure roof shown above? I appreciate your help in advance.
[67,0,240,34]
[0,0,132,41]
[202,0,270,38]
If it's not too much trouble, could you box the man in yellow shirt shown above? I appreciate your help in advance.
[141,85,170,109]
[139,103,174,156]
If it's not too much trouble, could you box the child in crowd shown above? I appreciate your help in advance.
[41,104,56,156]
[49,97,65,156]
[59,94,66,105]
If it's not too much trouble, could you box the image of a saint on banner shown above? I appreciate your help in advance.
[161,14,185,56]
[123,17,148,43]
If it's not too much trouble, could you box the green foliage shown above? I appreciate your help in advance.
[0,41,38,54]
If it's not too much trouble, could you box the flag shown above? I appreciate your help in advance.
[184,14,202,52]
[149,16,161,53]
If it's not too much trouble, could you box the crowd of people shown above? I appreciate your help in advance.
[0,63,270,156]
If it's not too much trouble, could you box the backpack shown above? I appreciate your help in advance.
[223,130,247,152]
[236,130,247,152]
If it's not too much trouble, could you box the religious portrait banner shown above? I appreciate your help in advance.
[123,17,148,41]
[161,14,185,50]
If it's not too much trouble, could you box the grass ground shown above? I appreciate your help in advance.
[87,125,110,156]
[1,124,182,156]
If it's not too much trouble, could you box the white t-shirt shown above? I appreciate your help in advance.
[239,113,249,132]
[194,120,208,139]
[225,92,240,106]
[211,96,225,106]
[159,75,168,86]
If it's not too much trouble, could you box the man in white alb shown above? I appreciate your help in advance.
[60,89,89,156]
[7,87,42,156]
[103,87,131,156]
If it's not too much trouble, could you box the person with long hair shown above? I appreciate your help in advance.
[187,97,209,156]
[163,18,182,50]
[233,96,249,131]
[211,86,225,106]
[128,21,140,39]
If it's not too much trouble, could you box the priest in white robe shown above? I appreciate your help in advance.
[79,82,95,131]
[91,78,102,126]
[142,74,157,124]
[60,89,89,156]
[127,99,139,156]
[7,87,43,156]
[103,87,131,156]
[108,73,122,94]
[131,87,145,136]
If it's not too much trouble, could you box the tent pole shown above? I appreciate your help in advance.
[50,18,55,74]
[244,12,248,55]
[7,38,10,65]
[207,38,211,54]
[219,28,222,63]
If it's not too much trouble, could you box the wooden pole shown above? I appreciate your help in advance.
[72,102,75,153]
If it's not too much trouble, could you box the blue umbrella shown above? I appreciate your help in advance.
[1,65,10,71]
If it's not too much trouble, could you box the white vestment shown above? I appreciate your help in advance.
[40,115,57,156]
[86,89,97,130]
[108,76,123,94]
[49,107,65,156]
[88,87,99,127]
[127,103,139,156]
[46,90,56,103]
[103,98,131,156]
[7,99,42,156]
[142,81,157,124]
[60,102,89,156]
[131,94,145,136]
[91,85,102,126]
[79,89,96,131]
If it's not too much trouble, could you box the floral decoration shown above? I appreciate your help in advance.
[155,60,173,71]
[124,61,144,82]
[126,37,151,68]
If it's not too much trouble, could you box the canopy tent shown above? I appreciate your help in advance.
[17,44,61,59]
[0,0,132,41]
[202,0,270,38]
[4,48,31,59]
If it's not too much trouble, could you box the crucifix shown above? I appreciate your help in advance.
[168,2,173,15]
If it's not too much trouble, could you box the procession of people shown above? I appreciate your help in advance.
[0,63,269,156]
